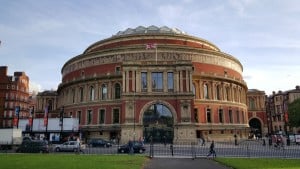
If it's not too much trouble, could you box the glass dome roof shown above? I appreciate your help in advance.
[114,25,186,36]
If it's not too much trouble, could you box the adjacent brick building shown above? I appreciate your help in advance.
[266,86,300,135]
[0,66,30,128]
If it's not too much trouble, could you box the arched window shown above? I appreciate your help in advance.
[114,83,121,99]
[206,108,211,123]
[47,100,53,111]
[101,84,107,100]
[238,89,241,103]
[79,87,84,102]
[192,83,196,99]
[143,104,173,126]
[204,84,209,99]
[72,88,75,103]
[89,86,95,101]
[226,87,230,101]
[233,88,237,102]
[249,98,255,109]
[216,85,221,100]
[66,90,69,103]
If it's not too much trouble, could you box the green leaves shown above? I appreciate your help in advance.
[288,98,300,127]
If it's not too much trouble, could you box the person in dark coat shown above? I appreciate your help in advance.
[128,139,134,154]
[207,140,216,158]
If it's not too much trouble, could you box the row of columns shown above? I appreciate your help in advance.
[194,80,247,104]
[123,68,193,93]
[60,80,120,106]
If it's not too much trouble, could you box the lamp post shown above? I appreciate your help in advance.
[60,106,64,142]
[133,92,136,141]
[15,106,20,129]
[29,106,34,134]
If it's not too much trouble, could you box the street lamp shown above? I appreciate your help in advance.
[15,106,20,129]
[60,106,64,142]
[133,92,136,141]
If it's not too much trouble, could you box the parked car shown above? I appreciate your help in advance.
[22,136,33,142]
[88,138,112,147]
[118,141,145,153]
[17,140,49,153]
[54,141,85,152]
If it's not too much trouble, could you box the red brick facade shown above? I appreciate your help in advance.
[0,66,30,128]
[46,26,249,143]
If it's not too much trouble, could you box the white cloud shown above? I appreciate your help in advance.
[29,81,42,93]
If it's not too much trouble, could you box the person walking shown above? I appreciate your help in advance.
[201,137,206,146]
[128,139,134,154]
[207,140,216,158]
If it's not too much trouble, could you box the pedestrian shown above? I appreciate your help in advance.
[128,139,134,154]
[207,140,216,158]
[201,137,206,146]
[163,135,167,146]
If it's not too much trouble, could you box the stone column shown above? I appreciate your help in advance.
[163,70,168,92]
[179,70,183,92]
[147,71,151,92]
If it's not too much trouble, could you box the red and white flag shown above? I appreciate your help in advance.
[146,43,156,49]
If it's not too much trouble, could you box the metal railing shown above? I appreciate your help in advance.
[2,139,300,159]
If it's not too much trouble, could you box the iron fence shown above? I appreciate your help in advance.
[1,139,300,159]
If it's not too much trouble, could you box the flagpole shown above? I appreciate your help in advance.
[155,44,157,64]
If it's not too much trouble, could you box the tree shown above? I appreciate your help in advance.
[288,98,300,127]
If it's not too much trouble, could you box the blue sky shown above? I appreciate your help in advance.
[1,0,299,95]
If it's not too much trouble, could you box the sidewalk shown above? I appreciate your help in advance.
[143,157,229,169]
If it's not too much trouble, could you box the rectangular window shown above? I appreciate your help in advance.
[278,115,282,121]
[152,72,163,91]
[219,109,223,123]
[194,108,198,123]
[87,110,92,124]
[167,72,174,91]
[113,109,120,124]
[90,87,95,101]
[242,111,245,123]
[72,89,75,103]
[102,85,107,100]
[77,111,81,124]
[206,108,211,123]
[99,109,105,124]
[236,110,240,123]
[115,66,121,75]
[276,105,281,114]
[80,88,84,102]
[229,110,233,123]
[141,72,147,91]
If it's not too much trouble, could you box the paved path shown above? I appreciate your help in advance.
[143,157,230,169]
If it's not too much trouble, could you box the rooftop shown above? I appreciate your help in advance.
[114,25,186,37]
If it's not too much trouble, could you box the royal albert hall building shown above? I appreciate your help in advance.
[57,26,249,143]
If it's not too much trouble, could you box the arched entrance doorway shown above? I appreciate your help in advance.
[143,103,174,143]
[249,118,262,138]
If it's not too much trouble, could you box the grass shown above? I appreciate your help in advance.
[216,158,300,169]
[1,154,300,169]
[0,154,147,169]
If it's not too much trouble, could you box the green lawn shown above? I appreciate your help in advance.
[0,154,147,169]
[1,154,300,169]
[216,158,300,169]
